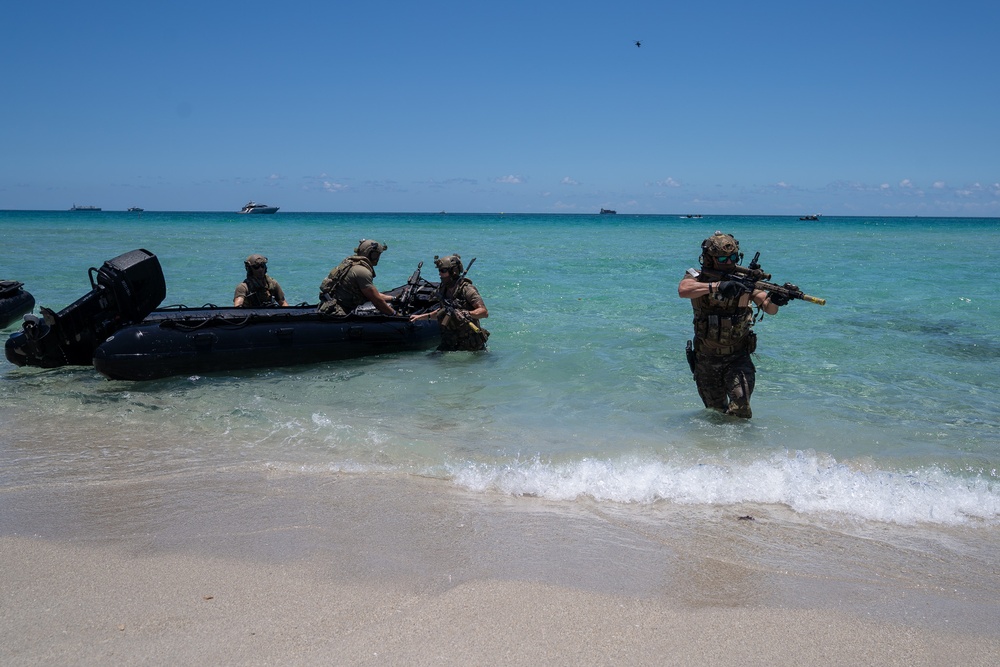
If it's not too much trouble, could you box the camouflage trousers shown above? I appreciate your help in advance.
[438,325,490,351]
[691,349,756,418]
[317,300,348,316]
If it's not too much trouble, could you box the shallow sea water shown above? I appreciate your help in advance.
[2,211,999,542]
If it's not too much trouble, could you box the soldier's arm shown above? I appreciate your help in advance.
[678,275,712,299]
[361,284,396,315]
[753,289,779,315]
[233,284,247,307]
[464,290,488,319]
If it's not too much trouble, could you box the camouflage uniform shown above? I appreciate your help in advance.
[682,227,757,419]
[436,278,489,351]
[317,256,376,316]
[685,268,758,419]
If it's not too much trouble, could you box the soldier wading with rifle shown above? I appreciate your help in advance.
[410,254,490,351]
[678,231,825,418]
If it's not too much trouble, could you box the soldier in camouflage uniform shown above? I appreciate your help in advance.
[234,254,288,308]
[677,232,790,418]
[317,239,396,316]
[409,254,489,351]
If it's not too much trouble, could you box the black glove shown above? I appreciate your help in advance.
[717,280,750,298]
[769,283,798,307]
[769,291,790,306]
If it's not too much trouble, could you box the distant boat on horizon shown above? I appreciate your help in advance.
[599,208,616,215]
[70,204,101,211]
[240,201,279,214]
[128,207,144,213]
[799,214,821,221]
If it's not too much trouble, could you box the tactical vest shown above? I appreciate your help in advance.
[436,278,489,350]
[241,276,279,308]
[436,279,478,328]
[319,256,374,312]
[690,279,755,355]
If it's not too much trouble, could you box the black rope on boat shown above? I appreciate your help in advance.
[161,313,255,330]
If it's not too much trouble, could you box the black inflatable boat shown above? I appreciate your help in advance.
[92,303,441,380]
[5,249,442,380]
[1,280,35,330]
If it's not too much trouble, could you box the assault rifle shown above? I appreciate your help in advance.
[243,287,281,308]
[439,257,482,333]
[395,261,423,315]
[702,252,826,305]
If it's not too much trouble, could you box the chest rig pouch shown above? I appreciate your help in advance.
[691,292,755,355]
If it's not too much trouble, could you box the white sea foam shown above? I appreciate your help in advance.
[448,451,1000,526]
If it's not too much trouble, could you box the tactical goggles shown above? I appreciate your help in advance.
[714,253,739,264]
[251,263,267,270]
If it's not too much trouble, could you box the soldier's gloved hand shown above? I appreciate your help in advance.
[769,291,790,306]
[717,281,750,298]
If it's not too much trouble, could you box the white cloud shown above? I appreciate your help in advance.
[899,179,914,188]
[323,181,348,192]
[655,177,682,188]
[956,183,985,197]
[495,175,524,184]
[932,181,946,189]
[560,177,579,185]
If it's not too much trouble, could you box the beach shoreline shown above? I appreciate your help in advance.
[2,472,998,666]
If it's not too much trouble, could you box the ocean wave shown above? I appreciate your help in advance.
[448,451,1000,526]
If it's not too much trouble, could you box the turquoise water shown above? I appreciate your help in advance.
[2,210,999,526]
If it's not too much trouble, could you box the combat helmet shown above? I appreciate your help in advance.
[434,254,463,277]
[700,231,741,266]
[355,239,388,261]
[244,253,268,274]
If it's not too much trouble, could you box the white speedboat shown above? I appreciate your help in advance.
[240,201,279,214]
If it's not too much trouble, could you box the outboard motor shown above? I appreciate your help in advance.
[5,249,166,368]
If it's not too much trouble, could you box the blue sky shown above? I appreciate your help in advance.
[3,1,998,216]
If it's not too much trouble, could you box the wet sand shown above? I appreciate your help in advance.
[2,473,998,666]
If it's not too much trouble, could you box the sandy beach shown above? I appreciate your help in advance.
[2,472,998,666]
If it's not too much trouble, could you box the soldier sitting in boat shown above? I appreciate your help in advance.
[234,254,288,308]
[317,239,396,316]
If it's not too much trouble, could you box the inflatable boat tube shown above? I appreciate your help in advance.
[1,281,35,330]
[92,304,442,381]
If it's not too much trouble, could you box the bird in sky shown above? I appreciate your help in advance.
[635,40,641,48]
